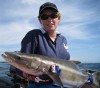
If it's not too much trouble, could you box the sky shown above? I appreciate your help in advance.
[0,0,100,63]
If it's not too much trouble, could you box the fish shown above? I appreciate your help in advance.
[1,52,100,88]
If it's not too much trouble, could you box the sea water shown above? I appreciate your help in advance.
[78,63,100,71]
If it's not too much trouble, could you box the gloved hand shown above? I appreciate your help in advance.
[50,65,61,76]
[87,72,94,84]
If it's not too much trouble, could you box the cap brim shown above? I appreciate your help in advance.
[40,6,58,14]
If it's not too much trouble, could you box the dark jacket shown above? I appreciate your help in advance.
[21,29,70,60]
[10,29,70,82]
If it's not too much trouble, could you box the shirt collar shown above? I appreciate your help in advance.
[39,28,60,35]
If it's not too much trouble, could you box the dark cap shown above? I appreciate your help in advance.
[39,2,58,15]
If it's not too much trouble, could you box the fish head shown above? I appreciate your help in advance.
[2,52,20,64]
[1,52,44,75]
[3,52,42,69]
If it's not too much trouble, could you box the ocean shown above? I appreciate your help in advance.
[0,62,10,77]
[0,62,100,87]
[78,63,100,71]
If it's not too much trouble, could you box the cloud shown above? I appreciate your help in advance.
[0,21,38,46]
[20,0,64,5]
[57,0,100,40]
[0,0,100,42]
[20,0,47,4]
[0,0,99,46]
[0,0,100,62]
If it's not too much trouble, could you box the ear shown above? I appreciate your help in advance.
[58,14,61,22]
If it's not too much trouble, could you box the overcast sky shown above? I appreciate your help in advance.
[0,0,100,63]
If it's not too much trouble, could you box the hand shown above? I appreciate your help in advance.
[51,65,61,76]
[22,72,36,81]
[22,72,46,83]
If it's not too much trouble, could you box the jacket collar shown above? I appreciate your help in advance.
[39,28,60,35]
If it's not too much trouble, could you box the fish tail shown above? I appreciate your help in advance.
[94,71,100,87]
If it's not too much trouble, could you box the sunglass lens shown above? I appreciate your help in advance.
[40,13,58,20]
[50,13,58,19]
[40,15,48,20]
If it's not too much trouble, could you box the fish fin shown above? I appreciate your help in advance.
[70,60,81,64]
[47,72,64,88]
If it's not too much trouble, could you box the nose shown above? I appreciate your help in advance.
[47,16,52,20]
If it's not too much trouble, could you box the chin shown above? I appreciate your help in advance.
[48,27,55,30]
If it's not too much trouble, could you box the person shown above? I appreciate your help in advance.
[11,2,70,88]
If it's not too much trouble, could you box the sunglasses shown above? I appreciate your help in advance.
[39,13,59,20]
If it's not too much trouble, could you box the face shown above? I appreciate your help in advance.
[39,9,61,33]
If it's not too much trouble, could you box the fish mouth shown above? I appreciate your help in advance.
[1,52,17,65]
[1,54,7,58]
[1,52,10,59]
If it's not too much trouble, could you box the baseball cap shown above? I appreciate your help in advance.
[39,2,58,15]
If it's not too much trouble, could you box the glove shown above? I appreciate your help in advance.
[87,72,94,84]
[51,65,61,76]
